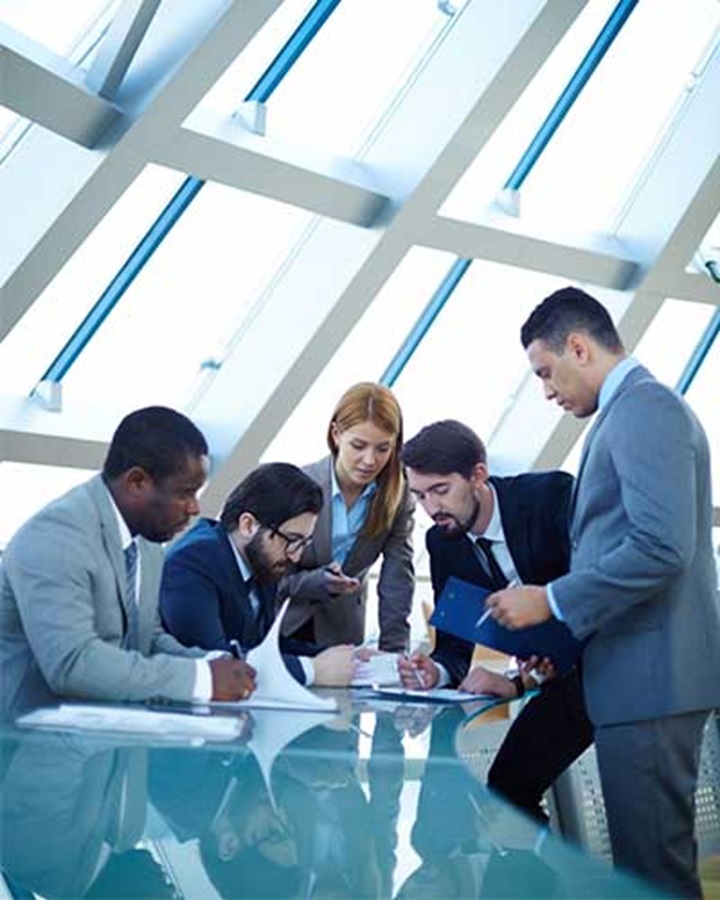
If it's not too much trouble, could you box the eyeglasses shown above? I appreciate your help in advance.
[270,526,314,555]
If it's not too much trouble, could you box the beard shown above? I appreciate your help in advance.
[432,497,480,535]
[244,531,290,584]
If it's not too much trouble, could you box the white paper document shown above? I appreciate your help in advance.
[17,704,244,742]
[210,598,338,713]
[351,653,401,687]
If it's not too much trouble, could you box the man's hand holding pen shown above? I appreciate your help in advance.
[397,652,439,690]
[485,584,551,629]
[209,652,257,701]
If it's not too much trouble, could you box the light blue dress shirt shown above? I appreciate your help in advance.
[330,467,377,565]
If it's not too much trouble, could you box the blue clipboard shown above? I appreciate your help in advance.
[429,576,582,674]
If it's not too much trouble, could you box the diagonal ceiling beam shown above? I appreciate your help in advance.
[153,110,389,226]
[0,24,120,147]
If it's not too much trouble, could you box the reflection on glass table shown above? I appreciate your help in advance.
[0,692,658,899]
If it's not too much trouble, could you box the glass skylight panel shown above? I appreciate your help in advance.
[264,245,457,465]
[258,0,468,156]
[0,461,94,549]
[441,0,719,234]
[632,299,716,389]
[0,164,188,395]
[0,0,118,58]
[58,180,313,413]
[392,262,572,464]
[197,0,317,116]
[516,0,719,232]
[441,0,620,221]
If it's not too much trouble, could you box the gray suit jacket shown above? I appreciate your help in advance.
[552,364,720,726]
[0,475,203,715]
[279,456,415,650]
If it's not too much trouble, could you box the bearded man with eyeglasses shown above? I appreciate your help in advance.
[160,462,355,687]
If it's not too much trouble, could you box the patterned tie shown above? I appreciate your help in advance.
[475,537,508,590]
[124,541,140,650]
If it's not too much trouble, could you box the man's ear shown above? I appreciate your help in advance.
[470,462,489,488]
[122,466,153,499]
[236,511,258,539]
[566,331,592,364]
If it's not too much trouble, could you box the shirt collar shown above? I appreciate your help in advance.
[598,356,641,410]
[466,483,505,543]
[227,533,253,582]
[103,481,133,551]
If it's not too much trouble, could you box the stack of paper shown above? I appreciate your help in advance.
[17,704,244,742]
[211,599,338,713]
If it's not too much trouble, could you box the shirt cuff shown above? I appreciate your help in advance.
[545,582,564,621]
[299,656,314,685]
[434,662,451,688]
[193,660,214,701]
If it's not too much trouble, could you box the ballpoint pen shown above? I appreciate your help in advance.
[228,639,245,661]
[475,580,518,627]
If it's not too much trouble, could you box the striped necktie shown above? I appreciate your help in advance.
[124,542,140,650]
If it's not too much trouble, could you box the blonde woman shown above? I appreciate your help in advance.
[280,382,414,651]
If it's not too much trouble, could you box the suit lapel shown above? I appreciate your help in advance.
[90,476,132,618]
[302,457,333,565]
[491,477,532,582]
[569,364,652,519]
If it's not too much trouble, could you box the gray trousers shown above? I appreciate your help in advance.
[595,710,710,899]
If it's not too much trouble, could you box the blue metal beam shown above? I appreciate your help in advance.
[676,306,719,395]
[39,0,343,386]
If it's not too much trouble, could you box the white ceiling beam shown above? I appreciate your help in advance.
[85,0,162,100]
[0,24,120,147]
[0,0,283,343]
[421,212,639,289]
[153,111,389,226]
[192,0,591,511]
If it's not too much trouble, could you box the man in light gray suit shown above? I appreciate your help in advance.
[0,406,256,717]
[486,287,720,898]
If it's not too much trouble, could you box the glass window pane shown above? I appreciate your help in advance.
[264,245,457,465]
[59,180,313,413]
[442,0,620,220]
[0,462,94,549]
[633,298,715,388]
[0,164,188,394]
[0,0,118,58]
[197,0,316,114]
[262,0,468,155]
[443,0,720,233]
[392,262,571,448]
[517,0,719,231]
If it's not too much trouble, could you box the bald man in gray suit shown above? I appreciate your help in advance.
[488,287,720,898]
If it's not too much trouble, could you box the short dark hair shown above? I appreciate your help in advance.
[220,463,323,532]
[520,286,624,353]
[103,406,208,482]
[401,420,486,479]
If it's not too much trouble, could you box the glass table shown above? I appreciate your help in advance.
[0,691,659,899]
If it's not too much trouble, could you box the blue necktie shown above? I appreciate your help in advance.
[124,542,140,650]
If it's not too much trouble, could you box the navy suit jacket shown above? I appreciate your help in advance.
[160,518,317,684]
[430,472,574,685]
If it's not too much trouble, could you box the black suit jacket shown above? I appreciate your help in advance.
[160,518,317,683]
[430,472,574,685]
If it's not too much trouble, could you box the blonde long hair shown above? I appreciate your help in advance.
[326,382,404,539]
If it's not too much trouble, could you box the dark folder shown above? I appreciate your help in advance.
[429,576,582,674]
